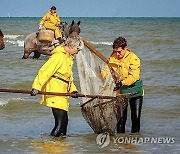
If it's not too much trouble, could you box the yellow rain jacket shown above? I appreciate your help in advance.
[39,10,62,39]
[102,50,140,86]
[32,45,77,111]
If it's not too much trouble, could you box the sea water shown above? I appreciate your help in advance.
[0,17,179,153]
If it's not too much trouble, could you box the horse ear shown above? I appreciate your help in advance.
[0,30,4,37]
[77,21,81,26]
[71,20,74,25]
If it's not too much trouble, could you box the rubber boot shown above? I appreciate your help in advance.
[117,117,126,133]
[131,120,140,133]
[117,107,127,133]
[130,96,143,133]
[51,108,68,137]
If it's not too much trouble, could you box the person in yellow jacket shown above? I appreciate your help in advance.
[39,6,62,42]
[102,36,143,133]
[30,36,82,137]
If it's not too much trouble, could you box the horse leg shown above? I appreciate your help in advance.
[0,39,5,50]
[33,50,41,59]
[0,44,5,50]
[22,49,31,59]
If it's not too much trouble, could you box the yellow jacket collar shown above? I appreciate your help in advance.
[48,10,57,16]
[51,45,65,54]
[122,49,131,59]
[51,45,74,59]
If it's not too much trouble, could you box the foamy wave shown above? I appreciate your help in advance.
[6,40,24,47]
[90,41,112,46]
[0,97,26,106]
[8,98,26,101]
[4,34,23,39]
[0,98,8,106]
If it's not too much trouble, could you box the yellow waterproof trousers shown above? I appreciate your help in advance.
[44,23,62,39]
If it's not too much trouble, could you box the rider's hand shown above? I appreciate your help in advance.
[30,88,39,96]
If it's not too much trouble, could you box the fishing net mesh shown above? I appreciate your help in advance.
[76,47,129,134]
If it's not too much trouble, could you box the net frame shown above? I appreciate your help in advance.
[80,96,128,135]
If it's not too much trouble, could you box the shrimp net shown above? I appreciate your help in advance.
[76,47,129,135]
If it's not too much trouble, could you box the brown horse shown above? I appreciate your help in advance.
[0,30,5,50]
[23,20,81,59]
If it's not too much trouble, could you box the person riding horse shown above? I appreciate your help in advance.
[39,6,63,43]
[0,30,5,50]
[23,20,82,59]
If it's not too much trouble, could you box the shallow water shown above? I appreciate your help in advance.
[0,17,180,153]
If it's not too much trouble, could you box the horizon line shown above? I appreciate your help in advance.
[0,16,179,18]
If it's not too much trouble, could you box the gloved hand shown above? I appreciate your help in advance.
[30,88,39,96]
[113,82,122,91]
[71,91,79,98]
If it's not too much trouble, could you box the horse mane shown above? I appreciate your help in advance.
[0,30,4,37]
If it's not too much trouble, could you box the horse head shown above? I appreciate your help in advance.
[0,30,5,50]
[61,20,81,39]
[69,20,81,36]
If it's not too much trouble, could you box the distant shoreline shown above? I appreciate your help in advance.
[0,16,179,18]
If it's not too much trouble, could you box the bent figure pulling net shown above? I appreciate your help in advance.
[76,45,129,135]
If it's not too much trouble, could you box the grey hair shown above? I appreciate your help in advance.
[65,36,84,51]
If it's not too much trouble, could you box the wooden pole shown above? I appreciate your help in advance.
[83,39,109,63]
[0,88,117,99]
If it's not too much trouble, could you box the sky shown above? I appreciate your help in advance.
[0,0,180,17]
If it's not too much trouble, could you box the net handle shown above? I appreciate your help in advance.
[0,88,117,99]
